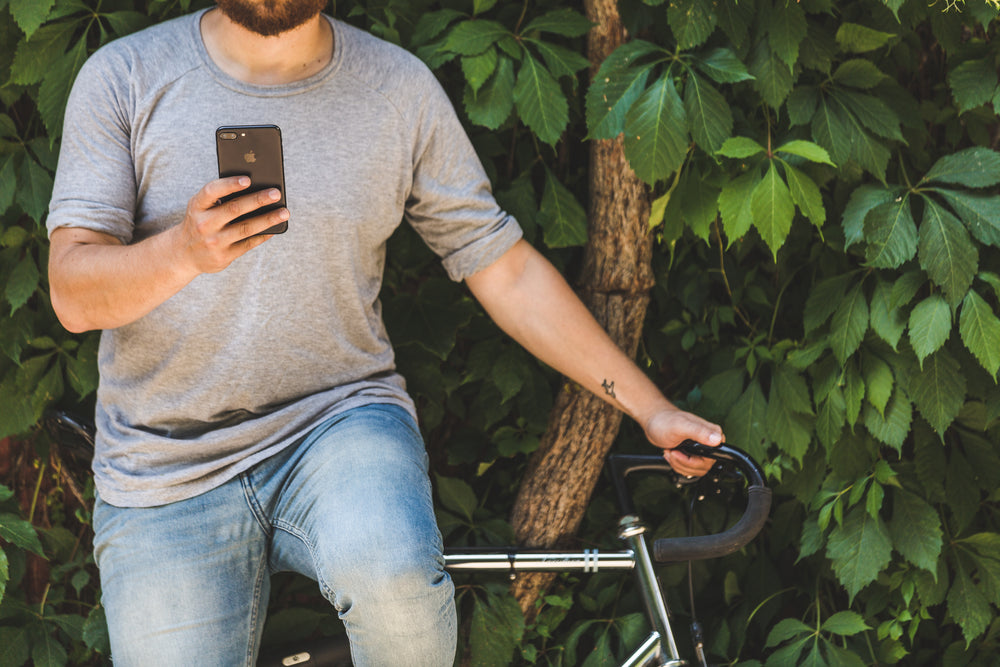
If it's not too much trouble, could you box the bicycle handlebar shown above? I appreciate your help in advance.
[608,441,771,563]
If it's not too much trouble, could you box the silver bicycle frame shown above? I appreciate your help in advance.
[443,515,687,667]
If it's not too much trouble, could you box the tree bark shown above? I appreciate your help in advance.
[509,0,653,616]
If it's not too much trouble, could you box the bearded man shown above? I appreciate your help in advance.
[46,2,724,664]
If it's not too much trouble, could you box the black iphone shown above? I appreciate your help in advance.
[215,124,287,235]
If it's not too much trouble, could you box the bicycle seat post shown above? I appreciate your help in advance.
[618,515,686,667]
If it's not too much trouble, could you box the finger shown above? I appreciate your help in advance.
[216,187,284,227]
[231,206,289,243]
[196,176,251,211]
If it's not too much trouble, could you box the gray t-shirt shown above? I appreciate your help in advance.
[47,9,522,507]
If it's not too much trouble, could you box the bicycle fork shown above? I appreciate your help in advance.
[618,515,686,667]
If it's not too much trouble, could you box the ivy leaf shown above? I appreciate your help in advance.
[834,88,903,142]
[804,273,853,334]
[835,22,896,53]
[862,354,893,416]
[948,559,992,645]
[470,593,525,667]
[383,279,476,359]
[817,388,846,450]
[869,278,906,349]
[444,20,510,56]
[5,255,39,314]
[750,161,795,258]
[463,56,515,130]
[830,283,869,364]
[9,21,75,85]
[863,388,912,452]
[717,136,765,159]
[522,8,593,37]
[908,294,951,365]
[831,59,887,89]
[724,379,768,462]
[782,162,826,229]
[683,72,732,155]
[692,47,754,83]
[667,0,717,50]
[948,57,999,114]
[827,505,892,602]
[889,489,942,573]
[513,53,568,146]
[0,513,44,556]
[718,171,758,244]
[842,185,895,249]
[528,40,590,81]
[932,189,1000,247]
[959,290,1000,378]
[812,94,890,182]
[412,10,463,45]
[863,196,918,269]
[435,474,478,521]
[585,41,661,140]
[0,626,30,667]
[910,348,965,437]
[775,139,835,166]
[16,156,53,224]
[624,74,689,184]
[38,36,88,140]
[821,610,870,636]
[537,168,587,248]
[919,197,977,308]
[749,38,794,110]
[765,0,807,70]
[462,48,498,93]
[921,147,1000,189]
[9,0,55,39]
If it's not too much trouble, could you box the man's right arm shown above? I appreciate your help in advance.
[49,176,289,333]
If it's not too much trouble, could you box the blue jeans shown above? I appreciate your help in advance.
[93,404,456,666]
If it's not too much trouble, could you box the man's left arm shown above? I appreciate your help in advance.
[465,239,724,477]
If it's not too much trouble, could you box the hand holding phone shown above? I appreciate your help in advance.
[216,124,287,235]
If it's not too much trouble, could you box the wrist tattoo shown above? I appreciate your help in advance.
[601,379,616,399]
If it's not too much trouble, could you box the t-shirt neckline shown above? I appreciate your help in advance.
[190,7,343,97]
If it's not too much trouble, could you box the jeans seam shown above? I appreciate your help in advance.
[246,548,268,667]
[271,520,340,609]
[239,472,272,538]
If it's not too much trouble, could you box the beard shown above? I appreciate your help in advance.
[215,0,329,37]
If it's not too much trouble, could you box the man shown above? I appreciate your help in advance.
[47,1,724,665]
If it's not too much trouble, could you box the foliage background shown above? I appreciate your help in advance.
[1,0,1000,665]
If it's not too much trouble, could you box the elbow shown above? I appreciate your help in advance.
[49,286,97,334]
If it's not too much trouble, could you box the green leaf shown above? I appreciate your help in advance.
[948,57,999,114]
[0,155,17,213]
[863,388,911,452]
[817,388,846,450]
[537,168,587,248]
[750,161,795,257]
[462,48,497,93]
[765,395,812,462]
[412,10,463,45]
[932,189,1000,247]
[834,88,903,142]
[9,21,75,85]
[623,74,689,184]
[585,41,661,140]
[787,86,819,127]
[529,40,590,81]
[10,0,54,39]
[804,273,853,334]
[32,627,68,667]
[718,171,758,244]
[470,593,525,667]
[383,279,476,359]
[775,140,835,166]
[888,489,942,573]
[667,0,717,50]
[683,73,732,155]
[765,0,807,70]
[522,9,593,37]
[0,626,30,667]
[724,379,768,462]
[960,290,1000,378]
[842,185,895,249]
[827,504,892,602]
[869,277,906,349]
[692,47,754,83]
[435,474,477,521]
[863,354,893,416]
[0,512,44,556]
[17,156,54,224]
[772,365,814,416]
[513,53,568,146]
[863,196,918,269]
[749,38,793,109]
[812,94,890,181]
[782,162,826,229]
[919,197,977,307]
[444,20,510,56]
[717,136,765,159]
[463,55,515,130]
[948,559,992,645]
[821,610,870,636]
[910,348,966,437]
[830,283,869,364]
[908,294,951,365]
[836,22,896,53]
[831,59,887,89]
[923,147,1000,189]
[5,255,40,314]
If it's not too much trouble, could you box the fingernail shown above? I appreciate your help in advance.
[238,176,250,186]
[708,432,722,445]
[268,189,281,201]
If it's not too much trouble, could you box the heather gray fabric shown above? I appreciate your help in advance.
[47,9,522,507]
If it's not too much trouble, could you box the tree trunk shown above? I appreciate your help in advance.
[509,0,653,616]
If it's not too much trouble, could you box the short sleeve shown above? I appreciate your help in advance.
[47,47,137,244]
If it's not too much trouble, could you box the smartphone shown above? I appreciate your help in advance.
[215,124,287,235]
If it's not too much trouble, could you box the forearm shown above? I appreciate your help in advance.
[49,226,197,333]
[466,240,672,427]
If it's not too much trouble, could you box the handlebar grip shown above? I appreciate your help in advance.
[653,484,772,562]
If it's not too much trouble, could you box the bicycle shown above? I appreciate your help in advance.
[45,411,771,667]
